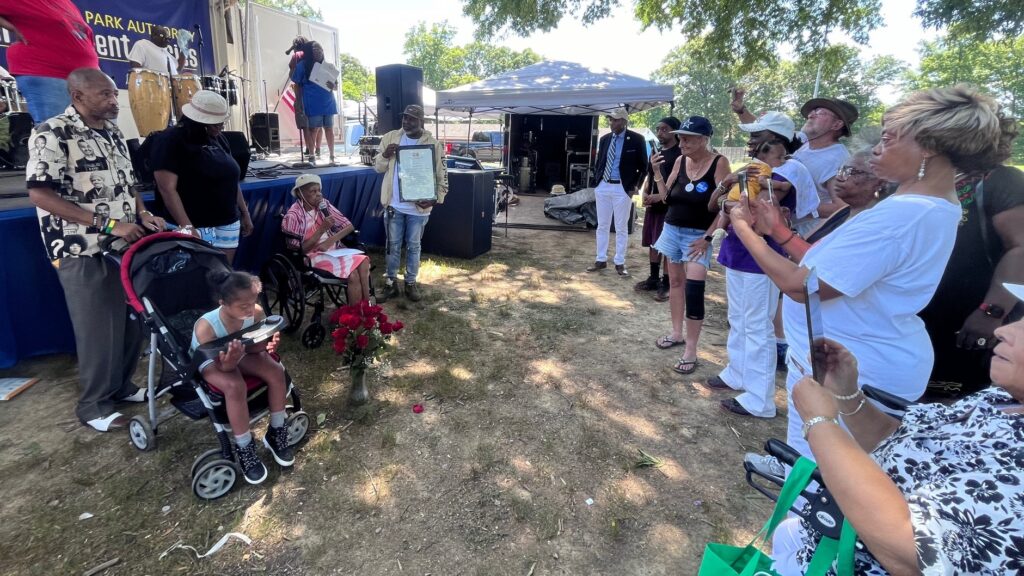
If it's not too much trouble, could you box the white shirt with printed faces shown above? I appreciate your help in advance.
[128,39,178,75]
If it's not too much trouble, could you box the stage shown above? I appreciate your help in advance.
[0,164,385,369]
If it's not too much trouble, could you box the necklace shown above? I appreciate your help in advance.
[954,173,984,227]
[685,154,714,190]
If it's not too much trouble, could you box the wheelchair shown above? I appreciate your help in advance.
[259,212,374,349]
[745,385,912,540]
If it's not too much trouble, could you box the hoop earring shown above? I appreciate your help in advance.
[917,158,928,181]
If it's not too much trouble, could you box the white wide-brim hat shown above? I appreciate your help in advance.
[182,90,230,125]
[292,173,322,198]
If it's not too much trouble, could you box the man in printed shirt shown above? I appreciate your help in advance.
[27,68,165,432]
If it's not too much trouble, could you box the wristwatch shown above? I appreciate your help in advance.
[979,303,1005,319]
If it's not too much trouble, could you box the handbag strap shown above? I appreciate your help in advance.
[804,517,859,576]
[759,457,818,541]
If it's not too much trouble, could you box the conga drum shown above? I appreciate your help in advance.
[171,74,202,119]
[127,69,171,137]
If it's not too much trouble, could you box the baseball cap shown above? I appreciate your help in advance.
[607,108,630,120]
[292,173,322,198]
[800,98,859,137]
[738,111,796,142]
[182,90,230,125]
[402,105,425,120]
[672,116,713,137]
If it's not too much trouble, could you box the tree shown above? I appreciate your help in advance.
[652,37,741,145]
[462,0,883,71]
[339,53,375,102]
[914,0,1024,42]
[249,0,323,21]
[403,21,542,90]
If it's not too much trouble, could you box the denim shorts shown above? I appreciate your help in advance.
[306,114,335,128]
[15,75,71,124]
[653,223,713,268]
[169,220,241,249]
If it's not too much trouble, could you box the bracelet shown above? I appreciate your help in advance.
[102,217,117,234]
[832,388,863,401]
[93,211,104,228]
[778,231,797,246]
[140,210,154,218]
[735,106,747,115]
[654,177,663,183]
[838,398,867,417]
[802,415,840,439]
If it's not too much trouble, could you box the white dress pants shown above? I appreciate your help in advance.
[594,180,631,266]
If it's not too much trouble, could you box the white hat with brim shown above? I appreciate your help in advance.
[182,90,230,125]
[1006,283,1024,302]
[738,111,796,142]
[292,173,322,198]
[607,108,630,120]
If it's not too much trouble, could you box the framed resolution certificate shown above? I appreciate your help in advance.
[397,145,438,202]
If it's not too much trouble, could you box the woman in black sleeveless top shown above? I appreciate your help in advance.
[651,116,731,374]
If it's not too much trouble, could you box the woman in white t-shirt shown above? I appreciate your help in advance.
[728,85,1009,458]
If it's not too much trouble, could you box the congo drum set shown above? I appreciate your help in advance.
[127,69,239,136]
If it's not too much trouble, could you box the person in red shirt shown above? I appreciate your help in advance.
[0,0,99,123]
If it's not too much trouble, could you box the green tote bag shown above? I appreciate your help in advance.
[697,456,857,576]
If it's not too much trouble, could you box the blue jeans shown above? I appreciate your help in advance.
[385,208,429,284]
[15,76,71,124]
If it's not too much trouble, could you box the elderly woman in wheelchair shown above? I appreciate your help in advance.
[281,173,371,305]
[764,282,1024,575]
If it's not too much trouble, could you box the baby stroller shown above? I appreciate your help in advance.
[108,232,311,500]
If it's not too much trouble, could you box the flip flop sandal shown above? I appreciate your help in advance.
[656,335,685,349]
[84,412,128,432]
[672,358,698,374]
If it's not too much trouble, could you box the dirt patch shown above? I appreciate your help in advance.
[0,205,788,575]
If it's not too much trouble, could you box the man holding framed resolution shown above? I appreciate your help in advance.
[373,104,448,302]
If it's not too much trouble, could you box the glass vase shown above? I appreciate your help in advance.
[349,364,370,405]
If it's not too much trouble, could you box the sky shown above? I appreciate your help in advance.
[321,0,936,91]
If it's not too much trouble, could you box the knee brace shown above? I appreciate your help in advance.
[685,279,706,320]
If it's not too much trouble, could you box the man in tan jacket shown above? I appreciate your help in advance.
[373,104,447,302]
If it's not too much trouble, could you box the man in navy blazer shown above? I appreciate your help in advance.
[588,108,648,276]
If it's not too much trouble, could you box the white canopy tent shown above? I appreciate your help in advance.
[435,60,674,116]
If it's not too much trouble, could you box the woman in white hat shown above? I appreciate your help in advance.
[150,89,254,262]
[281,174,371,304]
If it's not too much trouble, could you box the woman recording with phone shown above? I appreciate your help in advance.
[728,85,1007,463]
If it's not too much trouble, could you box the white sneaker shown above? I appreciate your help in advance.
[744,453,786,479]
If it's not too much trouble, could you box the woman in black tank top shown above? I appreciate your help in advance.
[650,116,731,375]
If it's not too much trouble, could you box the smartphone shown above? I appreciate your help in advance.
[802,267,827,382]
[737,169,751,212]
[765,177,776,206]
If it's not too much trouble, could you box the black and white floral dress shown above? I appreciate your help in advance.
[793,387,1024,574]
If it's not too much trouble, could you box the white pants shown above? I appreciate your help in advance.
[719,268,780,417]
[594,180,631,266]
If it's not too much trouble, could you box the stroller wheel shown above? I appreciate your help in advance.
[286,410,310,447]
[261,255,305,334]
[301,323,326,349]
[190,448,225,479]
[128,416,157,452]
[192,459,238,500]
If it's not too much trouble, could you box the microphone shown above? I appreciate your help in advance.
[218,65,229,77]
[318,201,331,220]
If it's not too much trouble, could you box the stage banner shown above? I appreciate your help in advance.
[0,0,214,89]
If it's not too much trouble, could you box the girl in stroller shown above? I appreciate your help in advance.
[192,270,294,484]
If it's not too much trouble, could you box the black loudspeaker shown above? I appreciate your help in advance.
[250,112,280,154]
[221,131,251,181]
[375,65,423,134]
[421,170,493,259]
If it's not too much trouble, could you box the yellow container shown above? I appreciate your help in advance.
[727,161,773,201]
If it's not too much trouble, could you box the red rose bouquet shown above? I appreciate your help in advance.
[330,299,404,369]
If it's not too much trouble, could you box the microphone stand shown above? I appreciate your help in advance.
[194,25,206,77]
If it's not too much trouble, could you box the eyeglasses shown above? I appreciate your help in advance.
[836,165,873,180]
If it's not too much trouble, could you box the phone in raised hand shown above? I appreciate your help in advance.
[802,266,827,382]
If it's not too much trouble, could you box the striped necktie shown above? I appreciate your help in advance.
[604,134,618,181]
